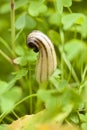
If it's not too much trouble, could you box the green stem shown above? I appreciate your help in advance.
[0,49,12,64]
[11,0,15,53]
[15,94,37,108]
[0,94,37,123]
[67,7,72,13]
[81,65,87,82]
[60,28,64,79]
[28,64,33,114]
[0,37,14,56]
[74,25,77,38]
[12,111,19,119]
[35,82,48,113]
[62,52,79,84]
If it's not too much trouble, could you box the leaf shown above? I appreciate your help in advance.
[79,113,87,122]
[15,28,24,41]
[0,80,17,96]
[15,45,25,56]
[4,87,22,102]
[14,48,38,66]
[14,68,28,80]
[69,113,79,124]
[63,0,72,7]
[0,3,10,14]
[0,87,22,113]
[51,69,61,78]
[26,50,38,62]
[15,0,29,10]
[82,81,87,108]
[0,125,7,130]
[0,97,14,113]
[64,39,84,61]
[0,0,29,14]
[62,13,84,30]
[13,56,27,66]
[48,30,61,45]
[15,13,36,30]
[15,13,26,29]
[25,15,36,29]
[0,81,22,113]
[28,1,47,16]
[56,0,63,14]
[0,80,8,96]
[81,17,87,38]
[37,87,81,113]
[80,46,87,64]
[50,74,67,92]
[36,87,81,123]
[56,0,72,13]
[49,12,61,26]
[81,123,87,130]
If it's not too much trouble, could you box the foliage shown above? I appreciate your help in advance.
[0,0,87,130]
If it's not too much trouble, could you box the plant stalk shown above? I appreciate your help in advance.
[28,64,33,114]
[60,28,64,79]
[11,0,15,54]
[0,49,12,64]
[0,37,14,56]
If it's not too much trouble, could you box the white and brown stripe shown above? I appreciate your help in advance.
[27,30,57,83]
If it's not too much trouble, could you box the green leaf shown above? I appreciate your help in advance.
[49,12,61,26]
[0,3,10,14]
[37,87,81,111]
[15,13,26,29]
[0,125,7,130]
[56,0,63,14]
[82,81,87,108]
[49,70,67,93]
[79,113,87,122]
[0,97,14,113]
[48,30,61,45]
[0,0,29,14]
[70,113,79,124]
[62,0,72,7]
[51,69,61,79]
[26,50,38,62]
[3,87,22,102]
[56,0,72,13]
[62,13,84,30]
[37,87,81,122]
[15,0,29,10]
[81,17,87,38]
[0,87,22,113]
[14,48,38,66]
[64,39,84,61]
[15,28,24,41]
[13,56,27,66]
[14,68,28,80]
[81,123,87,130]
[15,13,36,30]
[80,46,87,64]
[15,45,25,56]
[0,80,8,96]
[25,15,36,29]
[28,1,47,16]
[0,80,17,96]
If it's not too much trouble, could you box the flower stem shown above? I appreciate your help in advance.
[11,0,15,54]
[0,49,12,64]
[60,28,64,79]
[0,37,14,56]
